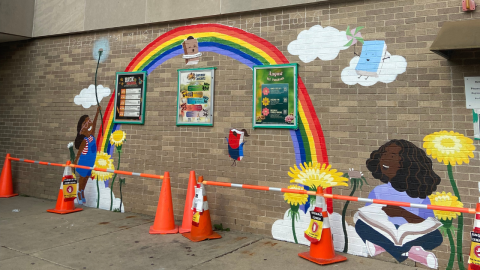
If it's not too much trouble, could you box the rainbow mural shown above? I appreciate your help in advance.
[96,24,332,211]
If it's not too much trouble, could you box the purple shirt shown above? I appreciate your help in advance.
[366,182,434,225]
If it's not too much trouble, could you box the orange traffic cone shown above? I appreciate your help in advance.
[182,176,221,242]
[468,203,480,270]
[179,171,197,233]
[299,187,347,265]
[47,164,83,214]
[149,171,179,234]
[0,154,18,198]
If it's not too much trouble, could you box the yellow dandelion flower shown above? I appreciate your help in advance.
[428,191,463,220]
[423,130,475,166]
[284,185,308,206]
[110,130,126,147]
[91,152,115,181]
[289,162,348,188]
[262,97,270,106]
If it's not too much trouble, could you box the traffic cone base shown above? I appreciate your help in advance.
[149,172,179,235]
[47,188,83,214]
[0,193,18,198]
[299,187,347,265]
[47,207,83,214]
[0,154,17,198]
[149,224,179,234]
[179,227,191,234]
[179,171,197,233]
[181,209,222,241]
[298,251,347,265]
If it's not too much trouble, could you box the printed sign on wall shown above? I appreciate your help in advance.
[177,68,215,126]
[114,71,147,124]
[465,77,480,109]
[253,64,298,129]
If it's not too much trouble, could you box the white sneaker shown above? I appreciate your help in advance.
[365,240,386,257]
[408,246,438,269]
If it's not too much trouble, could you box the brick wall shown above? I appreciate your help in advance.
[1,0,480,268]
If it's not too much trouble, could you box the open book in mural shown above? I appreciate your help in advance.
[356,204,442,247]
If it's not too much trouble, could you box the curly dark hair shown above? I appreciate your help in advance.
[74,115,89,149]
[366,139,441,199]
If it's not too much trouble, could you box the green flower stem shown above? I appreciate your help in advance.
[110,149,121,211]
[109,175,117,211]
[447,163,465,270]
[342,180,357,253]
[446,227,456,270]
[292,212,298,244]
[120,179,123,212]
[96,175,100,209]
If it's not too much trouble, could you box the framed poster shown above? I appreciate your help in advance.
[253,63,298,129]
[113,71,147,125]
[176,67,215,126]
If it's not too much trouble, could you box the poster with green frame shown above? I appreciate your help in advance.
[113,71,147,125]
[253,63,298,129]
[176,67,215,126]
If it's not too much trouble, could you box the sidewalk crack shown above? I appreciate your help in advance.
[185,237,264,269]
[1,246,74,269]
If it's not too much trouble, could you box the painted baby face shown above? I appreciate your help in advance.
[183,39,199,54]
[379,144,401,180]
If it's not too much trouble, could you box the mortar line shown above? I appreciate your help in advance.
[1,246,74,270]
[185,237,264,269]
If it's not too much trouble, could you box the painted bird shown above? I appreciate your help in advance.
[226,129,249,166]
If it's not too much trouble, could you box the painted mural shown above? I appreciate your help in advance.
[92,37,110,63]
[226,129,249,166]
[273,132,474,270]
[358,139,443,268]
[71,38,125,212]
[74,85,111,109]
[182,36,202,65]
[97,23,333,214]
[84,23,474,269]
[287,25,407,86]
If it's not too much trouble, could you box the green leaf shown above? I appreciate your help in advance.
[354,26,365,35]
[355,37,365,45]
[345,26,352,36]
[344,39,354,47]
[438,226,447,238]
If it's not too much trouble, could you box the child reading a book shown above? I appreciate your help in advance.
[355,139,443,269]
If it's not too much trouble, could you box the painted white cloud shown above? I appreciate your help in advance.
[74,85,111,108]
[287,25,349,63]
[341,54,407,86]
[272,206,368,256]
[74,178,124,212]
[92,37,110,63]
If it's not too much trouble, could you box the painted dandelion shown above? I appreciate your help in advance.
[287,162,348,244]
[429,191,463,270]
[91,152,115,209]
[424,131,475,270]
[284,185,308,244]
[109,130,127,211]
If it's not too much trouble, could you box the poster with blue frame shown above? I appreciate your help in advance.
[253,64,298,129]
[113,71,147,125]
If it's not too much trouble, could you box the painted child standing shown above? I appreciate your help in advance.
[74,106,101,204]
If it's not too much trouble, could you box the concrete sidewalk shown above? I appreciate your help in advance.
[0,197,417,270]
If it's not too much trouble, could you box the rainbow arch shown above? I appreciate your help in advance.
[96,24,332,211]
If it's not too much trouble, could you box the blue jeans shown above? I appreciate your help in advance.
[355,220,443,262]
